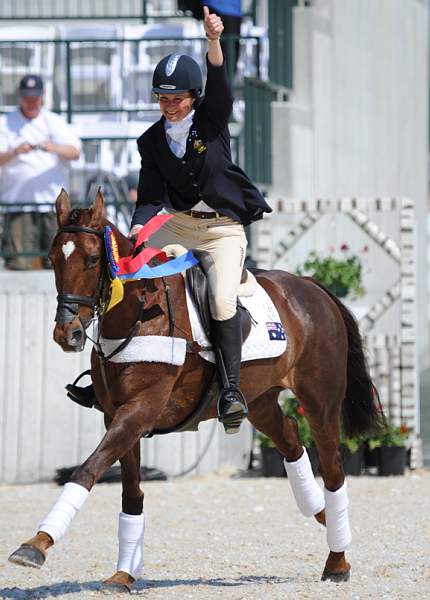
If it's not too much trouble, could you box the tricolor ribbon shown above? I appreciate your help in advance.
[104,214,198,312]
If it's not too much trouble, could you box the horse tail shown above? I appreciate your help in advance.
[310,279,384,438]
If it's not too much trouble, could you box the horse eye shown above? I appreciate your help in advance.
[86,254,100,268]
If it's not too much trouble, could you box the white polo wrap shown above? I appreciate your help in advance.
[116,511,145,579]
[324,481,352,552]
[38,482,89,543]
[284,448,325,517]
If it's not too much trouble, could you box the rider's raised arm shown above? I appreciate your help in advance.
[198,6,233,131]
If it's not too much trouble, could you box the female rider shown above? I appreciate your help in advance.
[67,6,272,434]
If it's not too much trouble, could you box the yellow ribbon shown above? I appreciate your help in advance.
[106,277,124,312]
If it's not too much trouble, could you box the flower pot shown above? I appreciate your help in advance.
[342,444,364,476]
[364,445,379,469]
[377,446,406,476]
[260,447,286,477]
[328,283,349,298]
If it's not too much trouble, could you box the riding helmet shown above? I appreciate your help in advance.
[152,54,203,96]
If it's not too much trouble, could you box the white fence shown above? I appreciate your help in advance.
[254,196,421,467]
[0,271,252,483]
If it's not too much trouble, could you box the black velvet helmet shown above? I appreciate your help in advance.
[152,54,203,96]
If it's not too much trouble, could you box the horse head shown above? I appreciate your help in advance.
[49,189,109,352]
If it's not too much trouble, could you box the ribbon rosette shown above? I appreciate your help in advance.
[104,214,198,312]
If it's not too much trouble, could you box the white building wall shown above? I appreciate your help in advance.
[0,272,252,483]
[271,0,428,370]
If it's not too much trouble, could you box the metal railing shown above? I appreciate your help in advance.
[0,0,257,22]
[0,35,264,121]
[0,127,242,264]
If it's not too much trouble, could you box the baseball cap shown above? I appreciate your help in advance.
[123,172,139,190]
[18,75,44,97]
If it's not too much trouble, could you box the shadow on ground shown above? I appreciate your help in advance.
[0,575,291,598]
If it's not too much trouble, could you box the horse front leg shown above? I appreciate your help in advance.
[8,376,173,574]
[100,441,144,595]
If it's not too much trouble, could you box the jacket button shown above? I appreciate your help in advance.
[181,160,187,165]
[192,183,198,188]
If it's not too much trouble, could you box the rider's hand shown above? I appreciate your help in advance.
[203,6,224,41]
[128,224,143,241]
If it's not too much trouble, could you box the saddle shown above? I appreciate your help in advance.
[185,261,252,346]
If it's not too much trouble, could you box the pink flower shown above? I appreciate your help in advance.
[363,245,369,253]
[340,243,349,252]
[329,245,336,253]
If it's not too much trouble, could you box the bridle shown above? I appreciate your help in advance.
[54,224,107,327]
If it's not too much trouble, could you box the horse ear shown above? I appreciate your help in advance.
[56,188,71,227]
[90,188,105,224]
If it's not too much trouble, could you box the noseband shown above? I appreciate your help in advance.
[55,225,106,326]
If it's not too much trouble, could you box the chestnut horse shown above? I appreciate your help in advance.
[9,190,381,592]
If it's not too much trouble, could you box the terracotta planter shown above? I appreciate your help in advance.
[260,447,286,477]
[377,446,406,476]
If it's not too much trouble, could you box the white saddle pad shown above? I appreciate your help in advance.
[185,279,287,364]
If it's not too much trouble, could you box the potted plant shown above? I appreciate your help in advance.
[257,433,286,478]
[257,395,317,477]
[368,421,410,476]
[340,434,365,476]
[282,397,319,475]
[296,244,367,299]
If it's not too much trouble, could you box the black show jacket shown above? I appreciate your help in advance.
[131,57,272,228]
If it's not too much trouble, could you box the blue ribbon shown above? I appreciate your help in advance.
[118,250,199,281]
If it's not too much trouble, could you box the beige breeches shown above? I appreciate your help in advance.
[148,212,247,321]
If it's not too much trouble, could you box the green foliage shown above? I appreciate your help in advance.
[368,421,410,450]
[257,394,365,453]
[296,247,365,299]
[340,433,364,454]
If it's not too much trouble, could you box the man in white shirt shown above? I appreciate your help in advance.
[0,75,81,269]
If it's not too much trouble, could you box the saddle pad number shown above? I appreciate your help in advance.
[266,322,286,341]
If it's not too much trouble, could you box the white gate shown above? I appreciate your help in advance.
[254,196,421,466]
[0,271,252,483]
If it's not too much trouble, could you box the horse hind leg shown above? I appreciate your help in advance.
[248,390,325,524]
[298,385,351,583]
[100,441,144,595]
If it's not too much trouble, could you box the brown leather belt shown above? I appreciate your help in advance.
[183,210,221,219]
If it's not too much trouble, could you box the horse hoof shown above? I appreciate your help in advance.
[8,544,46,569]
[321,567,351,582]
[99,582,131,594]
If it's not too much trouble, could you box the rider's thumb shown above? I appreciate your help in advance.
[203,5,209,20]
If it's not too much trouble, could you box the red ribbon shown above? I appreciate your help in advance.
[117,213,174,275]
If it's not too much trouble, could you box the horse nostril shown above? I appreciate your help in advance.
[71,330,83,343]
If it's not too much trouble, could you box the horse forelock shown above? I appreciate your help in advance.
[68,207,89,225]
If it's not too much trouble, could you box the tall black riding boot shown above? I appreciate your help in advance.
[212,312,248,434]
[65,370,100,410]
